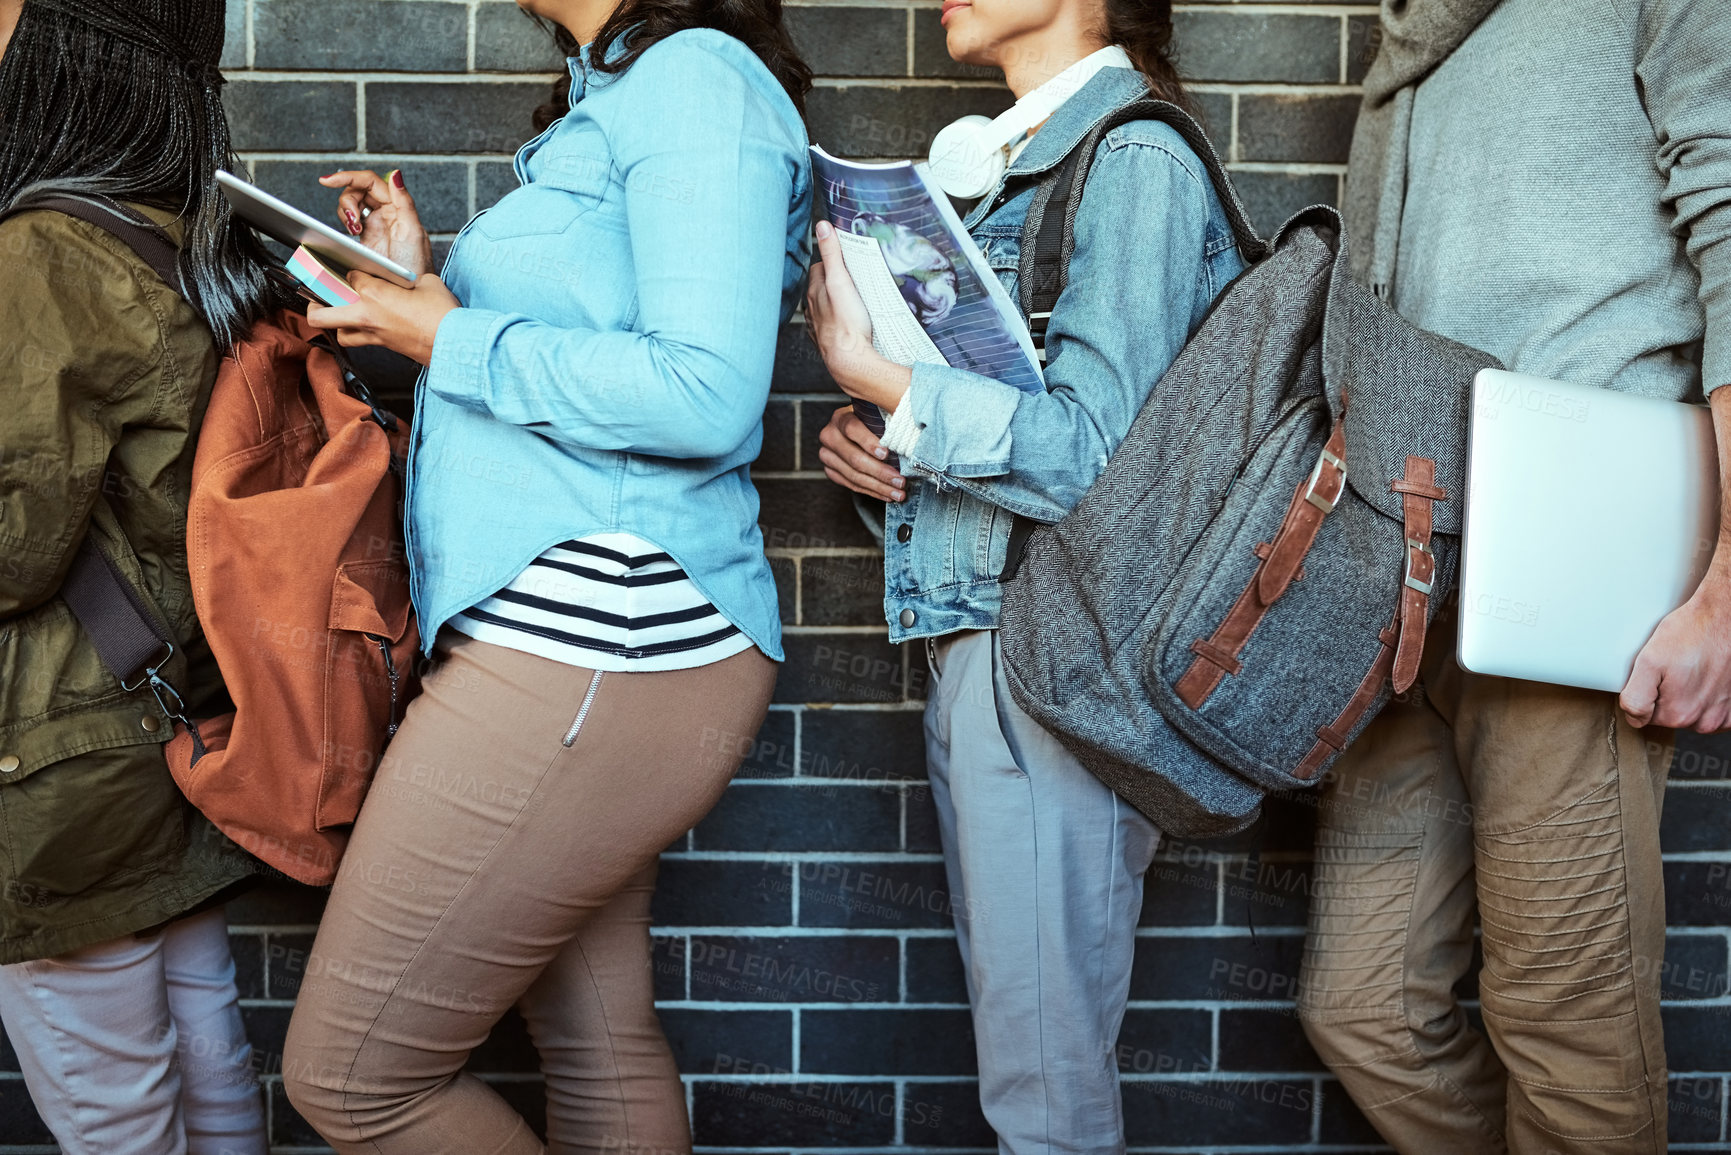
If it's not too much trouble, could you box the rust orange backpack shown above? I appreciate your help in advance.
[15,194,419,886]
[165,311,419,884]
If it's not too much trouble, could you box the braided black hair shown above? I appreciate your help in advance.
[0,0,284,350]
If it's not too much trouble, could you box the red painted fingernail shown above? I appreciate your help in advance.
[391,169,405,190]
[345,210,359,234]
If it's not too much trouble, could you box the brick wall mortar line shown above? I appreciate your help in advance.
[228,71,556,82]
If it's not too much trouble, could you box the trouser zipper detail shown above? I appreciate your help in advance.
[562,671,604,747]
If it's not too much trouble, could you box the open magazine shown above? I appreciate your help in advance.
[810,146,1045,436]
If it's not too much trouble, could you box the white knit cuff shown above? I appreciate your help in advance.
[878,392,925,457]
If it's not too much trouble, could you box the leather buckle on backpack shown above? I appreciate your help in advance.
[1303,448,1346,513]
[1403,538,1435,595]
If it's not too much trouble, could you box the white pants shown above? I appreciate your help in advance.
[0,907,266,1155]
[925,629,1162,1155]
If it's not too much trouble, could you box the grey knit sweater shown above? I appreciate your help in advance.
[1374,0,1730,401]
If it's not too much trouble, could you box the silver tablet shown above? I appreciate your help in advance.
[215,169,418,286]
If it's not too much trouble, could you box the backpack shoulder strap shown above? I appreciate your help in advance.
[1,193,187,298]
[1018,97,1269,355]
[999,97,1268,582]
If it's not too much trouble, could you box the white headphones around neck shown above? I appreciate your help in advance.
[926,45,1135,200]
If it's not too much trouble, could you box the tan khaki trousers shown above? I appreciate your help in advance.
[283,629,776,1154]
[1298,615,1672,1155]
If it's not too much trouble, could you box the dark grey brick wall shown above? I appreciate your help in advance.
[6,2,1730,1152]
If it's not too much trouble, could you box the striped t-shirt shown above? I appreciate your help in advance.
[449,533,755,672]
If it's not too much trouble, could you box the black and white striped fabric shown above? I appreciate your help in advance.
[449,533,753,672]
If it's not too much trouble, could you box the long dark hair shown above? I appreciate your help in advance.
[530,2,812,134]
[0,0,284,350]
[1101,0,1191,111]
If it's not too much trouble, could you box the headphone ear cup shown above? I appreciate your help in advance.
[928,114,1006,200]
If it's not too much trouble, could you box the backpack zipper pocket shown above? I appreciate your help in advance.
[562,670,604,747]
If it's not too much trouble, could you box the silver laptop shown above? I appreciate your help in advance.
[1458,369,1719,693]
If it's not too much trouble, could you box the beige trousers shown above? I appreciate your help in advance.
[1297,615,1672,1155]
[282,629,776,1155]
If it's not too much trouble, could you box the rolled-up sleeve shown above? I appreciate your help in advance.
[1640,0,1731,391]
[427,37,800,458]
[885,137,1217,522]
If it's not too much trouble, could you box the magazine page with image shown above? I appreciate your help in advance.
[810,146,1045,435]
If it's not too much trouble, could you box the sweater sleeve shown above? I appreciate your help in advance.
[426,36,802,459]
[1638,0,1731,391]
[884,136,1223,523]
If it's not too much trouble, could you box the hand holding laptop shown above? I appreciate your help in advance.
[1459,369,1731,734]
[1620,385,1731,733]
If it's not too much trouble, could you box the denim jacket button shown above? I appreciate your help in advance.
[899,608,916,628]
[896,523,912,543]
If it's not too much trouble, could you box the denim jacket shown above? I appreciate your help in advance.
[408,29,811,659]
[880,66,1245,643]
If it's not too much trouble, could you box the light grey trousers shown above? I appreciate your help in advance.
[924,629,1162,1155]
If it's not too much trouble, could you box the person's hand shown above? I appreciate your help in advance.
[818,404,907,503]
[806,220,911,412]
[319,168,434,278]
[1621,558,1731,731]
[304,272,459,365]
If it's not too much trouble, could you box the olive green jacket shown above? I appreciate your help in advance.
[0,204,260,964]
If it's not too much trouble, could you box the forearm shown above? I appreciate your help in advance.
[883,360,1124,524]
[427,309,770,460]
[1712,384,1731,546]
[1640,0,1731,390]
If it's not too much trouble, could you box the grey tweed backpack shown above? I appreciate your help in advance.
[996,97,1502,839]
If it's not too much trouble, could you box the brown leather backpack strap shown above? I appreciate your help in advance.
[1293,620,1398,780]
[1175,421,1347,710]
[1257,421,1346,604]
[1389,457,1446,694]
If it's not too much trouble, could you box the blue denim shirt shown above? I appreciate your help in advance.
[407,29,812,659]
[881,67,1246,642]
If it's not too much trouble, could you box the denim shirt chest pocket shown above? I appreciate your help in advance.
[530,116,632,228]
[462,118,638,331]
[974,226,1023,307]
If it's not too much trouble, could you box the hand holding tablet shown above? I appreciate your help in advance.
[215,169,424,286]
[218,167,456,366]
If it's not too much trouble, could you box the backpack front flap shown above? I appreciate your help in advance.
[1323,270,1501,535]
